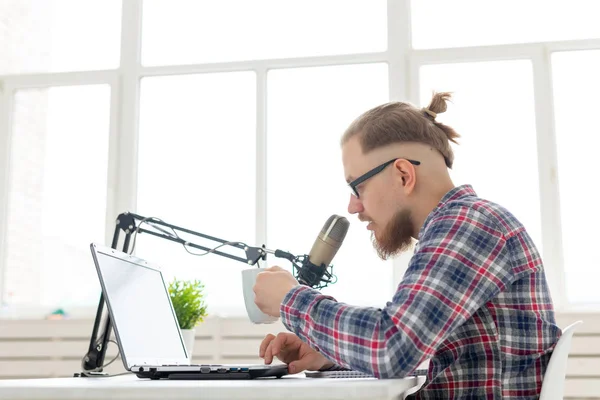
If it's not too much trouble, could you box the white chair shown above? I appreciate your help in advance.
[539,320,583,400]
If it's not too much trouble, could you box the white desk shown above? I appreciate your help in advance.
[0,373,420,400]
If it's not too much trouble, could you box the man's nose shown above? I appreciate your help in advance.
[348,194,364,214]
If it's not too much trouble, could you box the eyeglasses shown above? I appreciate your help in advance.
[348,158,421,198]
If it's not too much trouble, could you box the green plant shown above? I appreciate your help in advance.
[168,279,208,330]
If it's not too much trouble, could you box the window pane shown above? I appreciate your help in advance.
[142,0,386,66]
[419,61,542,252]
[267,63,390,307]
[137,72,256,315]
[0,0,121,74]
[552,50,600,304]
[411,0,600,49]
[3,85,110,307]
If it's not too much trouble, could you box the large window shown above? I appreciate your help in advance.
[419,61,541,251]
[3,85,110,307]
[1,1,600,317]
[141,0,387,65]
[0,0,121,75]
[136,72,257,313]
[552,50,600,304]
[411,0,600,49]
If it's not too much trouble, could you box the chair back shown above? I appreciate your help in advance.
[539,320,583,400]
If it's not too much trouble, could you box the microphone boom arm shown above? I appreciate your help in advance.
[114,212,268,266]
[81,211,336,376]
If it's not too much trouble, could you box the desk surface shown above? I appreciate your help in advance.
[0,373,419,400]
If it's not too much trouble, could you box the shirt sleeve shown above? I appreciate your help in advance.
[279,208,515,378]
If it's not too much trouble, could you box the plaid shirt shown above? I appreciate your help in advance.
[281,185,560,399]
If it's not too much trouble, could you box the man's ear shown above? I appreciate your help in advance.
[394,159,417,194]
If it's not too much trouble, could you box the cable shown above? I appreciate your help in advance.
[100,340,121,370]
[86,339,121,373]
[106,371,134,377]
[129,216,249,260]
[182,240,247,257]
[77,339,132,378]
[129,217,174,255]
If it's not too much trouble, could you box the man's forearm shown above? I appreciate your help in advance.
[279,285,418,378]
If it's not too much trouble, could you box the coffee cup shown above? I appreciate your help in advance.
[241,268,278,324]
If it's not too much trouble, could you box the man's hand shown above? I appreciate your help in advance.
[253,266,299,317]
[259,332,334,374]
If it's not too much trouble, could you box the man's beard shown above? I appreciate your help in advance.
[371,208,414,260]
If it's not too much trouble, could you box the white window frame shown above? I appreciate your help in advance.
[1,0,599,317]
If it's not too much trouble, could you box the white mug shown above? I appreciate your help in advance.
[241,268,278,324]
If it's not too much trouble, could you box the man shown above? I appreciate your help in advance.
[253,92,560,399]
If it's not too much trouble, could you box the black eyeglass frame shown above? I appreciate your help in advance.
[348,158,421,198]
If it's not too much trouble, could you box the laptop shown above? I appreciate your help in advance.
[89,243,288,380]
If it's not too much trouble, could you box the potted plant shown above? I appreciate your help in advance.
[168,278,208,361]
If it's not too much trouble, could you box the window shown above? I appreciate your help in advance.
[136,72,256,314]
[3,85,110,307]
[419,61,542,252]
[142,0,387,66]
[552,50,600,304]
[0,0,121,74]
[411,0,600,49]
[267,64,391,306]
[2,1,600,317]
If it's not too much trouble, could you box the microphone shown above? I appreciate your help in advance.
[296,214,349,288]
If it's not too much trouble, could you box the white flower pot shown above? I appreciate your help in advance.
[180,328,195,362]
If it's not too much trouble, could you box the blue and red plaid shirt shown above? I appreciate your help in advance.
[281,185,560,399]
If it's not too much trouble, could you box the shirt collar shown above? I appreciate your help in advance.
[418,184,477,240]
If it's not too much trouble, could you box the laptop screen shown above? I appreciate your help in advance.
[91,244,189,368]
